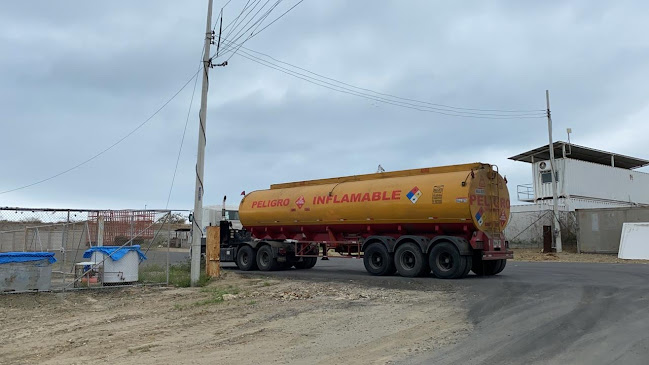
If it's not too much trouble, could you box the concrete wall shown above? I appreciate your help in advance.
[506,204,576,249]
[577,206,649,253]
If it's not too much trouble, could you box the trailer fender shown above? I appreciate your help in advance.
[427,236,473,256]
[361,236,396,253]
[394,235,428,253]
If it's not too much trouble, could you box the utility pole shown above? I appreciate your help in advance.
[191,0,214,286]
[546,90,562,253]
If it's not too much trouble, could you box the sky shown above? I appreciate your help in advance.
[1,0,649,211]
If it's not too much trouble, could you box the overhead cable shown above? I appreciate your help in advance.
[215,41,545,118]
[217,0,305,59]
[223,41,545,114]
[218,0,284,59]
[0,70,201,196]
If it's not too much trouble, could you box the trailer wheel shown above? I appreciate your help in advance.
[395,242,428,277]
[363,243,396,276]
[256,245,279,271]
[236,245,258,271]
[429,242,465,279]
[471,259,500,276]
[294,257,317,270]
[460,255,473,278]
[494,259,507,274]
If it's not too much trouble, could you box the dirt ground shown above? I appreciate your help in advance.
[511,248,649,264]
[0,273,470,365]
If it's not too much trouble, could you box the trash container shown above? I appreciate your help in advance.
[0,252,57,292]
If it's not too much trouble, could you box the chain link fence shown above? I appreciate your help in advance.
[0,207,191,293]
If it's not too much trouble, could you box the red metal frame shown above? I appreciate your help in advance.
[88,210,155,245]
[254,223,512,261]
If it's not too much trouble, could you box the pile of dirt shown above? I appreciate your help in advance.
[512,248,649,264]
[0,272,470,365]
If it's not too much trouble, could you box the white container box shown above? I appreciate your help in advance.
[83,246,145,284]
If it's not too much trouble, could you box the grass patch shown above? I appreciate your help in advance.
[194,285,239,306]
[139,260,211,287]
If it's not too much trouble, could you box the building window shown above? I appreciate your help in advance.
[541,171,559,184]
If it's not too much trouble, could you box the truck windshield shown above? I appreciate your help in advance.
[225,210,240,220]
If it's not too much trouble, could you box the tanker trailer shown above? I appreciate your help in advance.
[226,163,512,279]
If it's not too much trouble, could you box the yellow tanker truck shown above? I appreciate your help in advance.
[217,163,512,279]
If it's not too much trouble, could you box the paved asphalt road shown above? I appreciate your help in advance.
[222,259,649,365]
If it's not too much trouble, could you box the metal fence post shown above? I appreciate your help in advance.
[167,214,171,285]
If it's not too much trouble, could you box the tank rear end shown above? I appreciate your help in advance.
[468,167,512,260]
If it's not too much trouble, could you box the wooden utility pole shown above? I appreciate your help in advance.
[546,90,563,252]
[190,0,214,286]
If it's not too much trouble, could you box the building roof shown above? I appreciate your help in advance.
[508,141,649,170]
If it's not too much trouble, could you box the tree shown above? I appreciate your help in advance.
[157,212,188,224]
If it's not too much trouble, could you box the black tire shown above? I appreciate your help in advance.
[294,257,318,269]
[256,245,279,271]
[394,242,428,277]
[429,242,466,279]
[494,259,507,274]
[236,245,257,271]
[471,258,500,276]
[460,255,473,278]
[363,243,396,276]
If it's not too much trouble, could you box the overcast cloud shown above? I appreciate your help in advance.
[1,0,648,210]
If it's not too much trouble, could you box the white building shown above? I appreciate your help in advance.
[505,141,649,245]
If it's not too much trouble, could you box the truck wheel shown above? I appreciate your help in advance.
[294,257,318,269]
[256,245,279,271]
[236,245,258,271]
[471,259,500,276]
[395,242,427,277]
[429,242,466,279]
[363,243,396,276]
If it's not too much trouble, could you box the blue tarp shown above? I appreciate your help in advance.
[0,252,57,264]
[83,245,147,262]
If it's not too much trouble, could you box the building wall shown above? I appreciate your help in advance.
[576,207,649,253]
[507,204,576,249]
[532,159,566,200]
[564,159,649,204]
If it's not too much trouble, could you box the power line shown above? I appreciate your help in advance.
[220,0,265,55]
[242,44,543,113]
[0,70,201,196]
[212,0,232,31]
[165,66,202,209]
[224,45,545,118]
[216,0,304,59]
[218,0,283,59]
[218,40,545,115]
[246,0,305,40]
